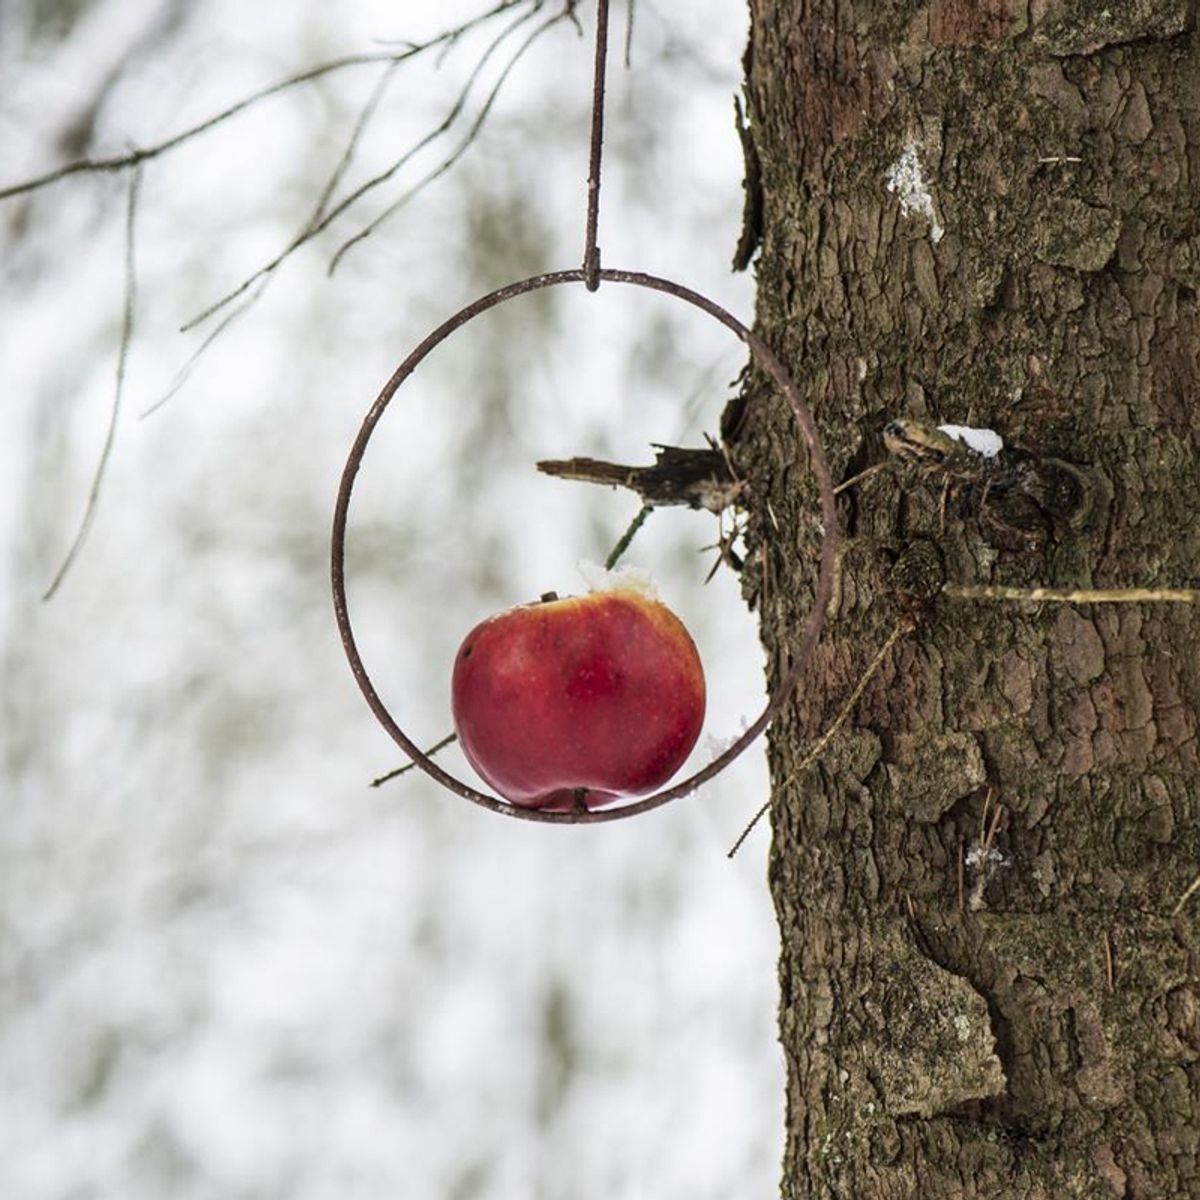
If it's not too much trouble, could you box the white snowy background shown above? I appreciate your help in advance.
[0,2,783,1197]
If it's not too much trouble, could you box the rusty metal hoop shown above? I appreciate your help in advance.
[331,266,839,824]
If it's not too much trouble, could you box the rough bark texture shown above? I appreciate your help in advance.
[730,3,1200,1196]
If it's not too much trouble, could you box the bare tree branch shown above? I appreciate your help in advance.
[328,5,577,273]
[538,445,742,511]
[43,163,143,601]
[180,0,558,331]
[14,0,577,589]
[309,61,403,229]
[141,58,401,414]
[0,0,534,204]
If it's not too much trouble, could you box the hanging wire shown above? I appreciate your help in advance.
[583,0,610,289]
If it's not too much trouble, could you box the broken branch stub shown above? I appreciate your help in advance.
[537,444,743,513]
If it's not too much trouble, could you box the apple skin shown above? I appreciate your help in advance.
[451,587,705,809]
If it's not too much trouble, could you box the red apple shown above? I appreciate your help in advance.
[450,585,706,810]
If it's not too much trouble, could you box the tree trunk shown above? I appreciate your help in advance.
[732,4,1200,1196]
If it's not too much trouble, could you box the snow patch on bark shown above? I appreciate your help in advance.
[937,423,1004,458]
[886,143,945,244]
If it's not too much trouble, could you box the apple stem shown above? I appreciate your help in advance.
[571,788,589,814]
[539,591,560,603]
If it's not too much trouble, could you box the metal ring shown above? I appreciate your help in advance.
[331,267,839,824]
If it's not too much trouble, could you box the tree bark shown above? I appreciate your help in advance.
[733,4,1200,1196]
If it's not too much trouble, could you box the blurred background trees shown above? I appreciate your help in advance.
[1,4,786,1197]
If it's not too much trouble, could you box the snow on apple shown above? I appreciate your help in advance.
[576,559,661,599]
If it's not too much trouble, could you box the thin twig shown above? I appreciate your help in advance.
[833,461,887,495]
[957,831,965,915]
[1103,929,1114,991]
[140,278,273,418]
[967,796,1006,912]
[978,784,995,848]
[329,5,569,274]
[701,511,747,583]
[0,2,531,203]
[728,617,911,858]
[309,60,404,229]
[982,799,1005,855]
[1171,869,1200,918]
[605,505,653,569]
[371,732,458,787]
[43,164,142,601]
[944,584,1200,605]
